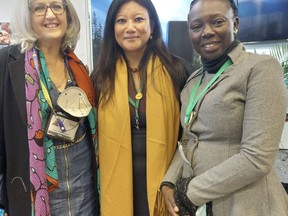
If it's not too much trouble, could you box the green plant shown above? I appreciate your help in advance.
[270,43,288,87]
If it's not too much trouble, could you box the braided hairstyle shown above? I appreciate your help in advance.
[189,0,238,17]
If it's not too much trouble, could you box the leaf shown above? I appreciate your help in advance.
[270,43,288,74]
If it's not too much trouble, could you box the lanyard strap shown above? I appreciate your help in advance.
[32,48,66,132]
[184,59,233,125]
[128,87,143,130]
[128,95,140,124]
[128,95,140,110]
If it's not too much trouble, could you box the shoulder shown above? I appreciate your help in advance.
[241,52,282,75]
[169,55,193,81]
[230,43,281,69]
[0,45,12,58]
[185,68,202,86]
[229,43,282,79]
[0,44,22,60]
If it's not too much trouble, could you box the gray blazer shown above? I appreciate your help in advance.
[163,43,288,216]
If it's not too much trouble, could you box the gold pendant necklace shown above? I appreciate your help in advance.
[135,92,143,99]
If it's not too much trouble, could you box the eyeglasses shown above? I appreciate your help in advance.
[29,2,67,16]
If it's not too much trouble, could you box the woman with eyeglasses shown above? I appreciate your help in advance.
[0,0,99,215]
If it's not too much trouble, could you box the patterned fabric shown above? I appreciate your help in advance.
[24,48,96,216]
[37,51,59,192]
[25,49,50,216]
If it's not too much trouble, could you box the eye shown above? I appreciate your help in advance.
[212,19,225,26]
[51,2,64,12]
[115,18,126,24]
[190,24,202,32]
[32,4,46,13]
[135,16,145,22]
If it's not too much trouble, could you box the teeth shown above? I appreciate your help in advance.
[45,23,58,28]
[205,44,215,48]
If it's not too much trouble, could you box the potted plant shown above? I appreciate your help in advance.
[271,43,288,194]
[270,43,288,87]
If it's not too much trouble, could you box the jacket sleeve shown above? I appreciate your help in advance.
[0,46,10,209]
[162,147,184,185]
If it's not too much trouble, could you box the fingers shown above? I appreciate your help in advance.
[161,185,179,216]
[173,205,179,212]
[168,194,178,212]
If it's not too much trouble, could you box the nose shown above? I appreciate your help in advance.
[125,20,136,33]
[201,24,214,38]
[45,7,56,17]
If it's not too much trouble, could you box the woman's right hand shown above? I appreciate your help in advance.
[161,185,179,216]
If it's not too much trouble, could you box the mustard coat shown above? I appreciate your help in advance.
[98,56,180,215]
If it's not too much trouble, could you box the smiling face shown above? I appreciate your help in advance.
[188,0,239,61]
[30,0,68,47]
[114,1,152,57]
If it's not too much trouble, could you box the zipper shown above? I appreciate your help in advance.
[64,148,72,216]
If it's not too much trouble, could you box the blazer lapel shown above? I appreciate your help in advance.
[8,46,26,124]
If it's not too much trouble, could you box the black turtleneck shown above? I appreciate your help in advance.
[202,40,240,74]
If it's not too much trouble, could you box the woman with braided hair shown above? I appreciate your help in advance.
[161,0,288,215]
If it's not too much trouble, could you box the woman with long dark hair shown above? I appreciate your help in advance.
[90,0,190,215]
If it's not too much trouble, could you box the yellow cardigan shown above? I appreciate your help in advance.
[98,56,180,215]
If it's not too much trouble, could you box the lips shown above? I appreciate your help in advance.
[202,41,220,48]
[44,23,59,28]
[124,36,139,40]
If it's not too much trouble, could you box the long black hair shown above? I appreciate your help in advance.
[90,0,188,107]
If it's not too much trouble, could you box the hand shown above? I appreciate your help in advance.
[161,185,179,216]
[174,177,197,216]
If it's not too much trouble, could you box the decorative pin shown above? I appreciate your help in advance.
[131,67,138,73]
[135,92,143,100]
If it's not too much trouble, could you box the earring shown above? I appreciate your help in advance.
[149,35,153,39]
[234,29,238,35]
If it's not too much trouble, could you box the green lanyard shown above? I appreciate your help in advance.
[128,89,143,130]
[184,59,233,125]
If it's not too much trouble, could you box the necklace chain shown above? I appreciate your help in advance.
[53,68,70,91]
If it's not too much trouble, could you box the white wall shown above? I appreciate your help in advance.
[0,0,13,22]
[0,0,93,70]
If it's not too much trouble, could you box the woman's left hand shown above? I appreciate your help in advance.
[161,185,179,216]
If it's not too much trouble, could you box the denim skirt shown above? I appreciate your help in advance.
[49,130,97,216]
